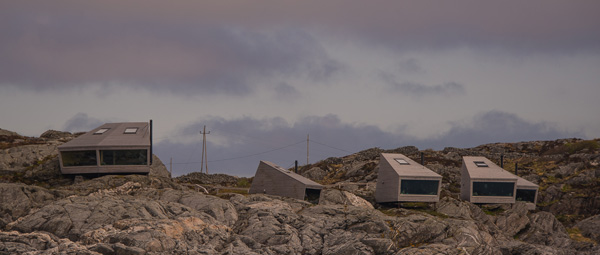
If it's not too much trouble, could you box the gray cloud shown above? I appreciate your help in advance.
[2,1,597,95]
[0,7,341,95]
[420,111,583,149]
[273,82,301,100]
[382,74,466,97]
[397,58,425,74]
[154,111,579,176]
[62,113,105,133]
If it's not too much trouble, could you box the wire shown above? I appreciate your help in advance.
[309,139,353,153]
[172,140,305,164]
[209,140,305,163]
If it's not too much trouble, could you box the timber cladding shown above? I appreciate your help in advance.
[375,153,442,203]
[249,160,323,200]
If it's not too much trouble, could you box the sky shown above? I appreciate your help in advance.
[1,1,599,177]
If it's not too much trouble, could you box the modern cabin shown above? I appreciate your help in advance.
[249,160,323,202]
[58,122,152,174]
[515,175,539,210]
[460,156,518,204]
[375,153,442,203]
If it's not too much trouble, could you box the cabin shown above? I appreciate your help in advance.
[375,153,442,203]
[58,122,152,174]
[249,161,323,202]
[460,156,518,204]
[515,175,539,210]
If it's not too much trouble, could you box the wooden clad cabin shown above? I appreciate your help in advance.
[375,153,442,203]
[249,160,323,201]
[58,122,152,174]
[515,175,540,210]
[460,156,518,204]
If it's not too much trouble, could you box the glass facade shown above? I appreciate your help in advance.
[100,149,148,165]
[61,151,97,166]
[516,189,537,203]
[472,182,514,197]
[400,180,439,195]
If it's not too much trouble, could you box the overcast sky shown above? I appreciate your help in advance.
[1,1,599,177]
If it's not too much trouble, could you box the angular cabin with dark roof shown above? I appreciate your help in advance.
[249,160,323,202]
[58,122,152,174]
[460,156,518,204]
[375,153,442,203]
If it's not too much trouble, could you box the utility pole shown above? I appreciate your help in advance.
[200,125,210,174]
[307,134,309,165]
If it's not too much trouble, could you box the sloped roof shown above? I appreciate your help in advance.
[463,156,518,181]
[58,122,150,149]
[260,161,323,189]
[516,176,539,189]
[380,153,442,178]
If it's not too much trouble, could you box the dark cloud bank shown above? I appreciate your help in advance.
[153,111,580,177]
[2,1,598,95]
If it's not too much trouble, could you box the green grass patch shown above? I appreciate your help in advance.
[567,228,597,244]
[538,199,559,207]
[481,207,505,216]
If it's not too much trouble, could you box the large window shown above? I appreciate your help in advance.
[400,180,439,195]
[516,189,536,203]
[61,151,97,166]
[472,182,514,197]
[100,149,148,165]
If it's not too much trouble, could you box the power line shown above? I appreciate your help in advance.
[172,140,305,164]
[309,139,353,153]
[209,140,305,163]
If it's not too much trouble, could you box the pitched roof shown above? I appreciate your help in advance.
[260,161,323,189]
[380,153,442,178]
[58,122,150,149]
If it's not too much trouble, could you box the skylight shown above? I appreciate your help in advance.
[94,128,110,135]
[124,128,138,134]
[474,161,488,167]
[395,158,410,165]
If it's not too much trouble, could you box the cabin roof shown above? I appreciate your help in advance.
[260,161,323,189]
[463,156,518,181]
[380,153,442,178]
[516,176,539,189]
[58,122,150,149]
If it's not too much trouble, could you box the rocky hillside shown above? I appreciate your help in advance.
[1,129,599,254]
[299,139,600,225]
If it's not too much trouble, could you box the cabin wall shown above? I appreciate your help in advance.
[460,162,471,201]
[248,161,307,200]
[397,177,442,202]
[468,179,517,204]
[375,157,400,203]
[58,146,151,174]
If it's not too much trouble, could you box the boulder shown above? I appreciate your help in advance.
[0,183,55,224]
[318,189,374,209]
[40,130,73,140]
[575,214,600,243]
[149,154,171,178]
[302,167,327,181]
[494,202,530,237]
[518,212,572,248]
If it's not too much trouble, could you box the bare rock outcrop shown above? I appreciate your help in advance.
[318,188,374,209]
[575,214,600,243]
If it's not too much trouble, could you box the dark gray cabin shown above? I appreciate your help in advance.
[249,161,323,201]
